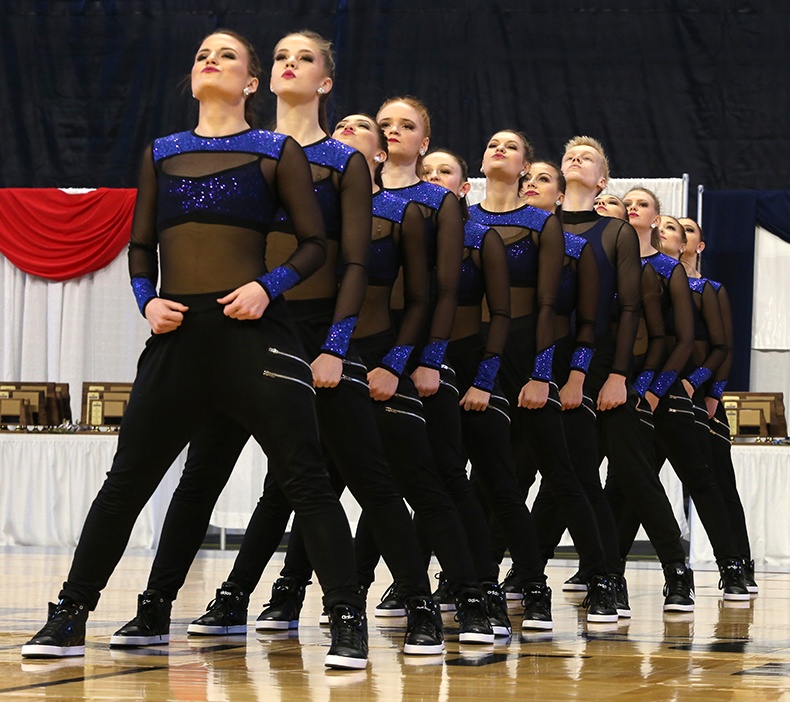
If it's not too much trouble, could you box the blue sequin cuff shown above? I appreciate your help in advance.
[687,366,713,390]
[131,277,157,316]
[709,380,727,400]
[570,346,594,374]
[473,355,501,392]
[648,371,678,398]
[531,346,554,382]
[380,345,414,377]
[320,316,358,359]
[257,266,301,300]
[419,340,449,370]
[633,371,655,397]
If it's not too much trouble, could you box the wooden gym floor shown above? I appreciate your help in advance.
[0,547,788,700]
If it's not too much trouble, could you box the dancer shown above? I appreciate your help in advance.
[468,131,618,624]
[678,217,758,594]
[558,137,695,614]
[594,193,627,221]
[22,30,368,669]
[613,190,748,601]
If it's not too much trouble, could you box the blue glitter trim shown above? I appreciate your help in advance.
[531,346,555,382]
[304,137,355,172]
[570,346,594,374]
[419,340,449,370]
[707,278,722,292]
[258,266,301,300]
[464,221,489,250]
[643,252,679,281]
[389,181,447,210]
[473,355,501,392]
[153,129,286,163]
[468,203,551,232]
[131,277,157,315]
[648,371,678,398]
[373,190,410,223]
[688,277,707,294]
[687,366,713,389]
[564,231,587,260]
[381,345,414,377]
[633,371,654,397]
[320,316,358,358]
[709,380,727,400]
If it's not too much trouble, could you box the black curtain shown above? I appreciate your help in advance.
[2,0,789,193]
[702,190,790,390]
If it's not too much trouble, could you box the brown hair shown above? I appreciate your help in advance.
[377,96,432,175]
[277,30,336,135]
[204,29,262,126]
[425,148,470,219]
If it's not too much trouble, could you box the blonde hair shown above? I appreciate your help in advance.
[563,135,611,181]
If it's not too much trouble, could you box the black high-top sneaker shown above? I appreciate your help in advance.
[374,582,407,617]
[403,597,445,655]
[663,563,695,612]
[743,558,759,594]
[22,599,89,658]
[482,581,512,637]
[500,567,525,600]
[520,582,553,630]
[582,575,618,624]
[110,591,171,646]
[454,589,495,644]
[562,570,589,592]
[187,582,249,635]
[431,572,456,611]
[255,577,308,631]
[717,559,751,601]
[325,605,368,669]
[610,574,632,618]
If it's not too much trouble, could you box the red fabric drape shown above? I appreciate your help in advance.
[0,188,137,281]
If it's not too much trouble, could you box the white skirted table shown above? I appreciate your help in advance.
[0,433,786,566]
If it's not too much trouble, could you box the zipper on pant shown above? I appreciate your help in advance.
[267,347,312,371]
[383,406,426,423]
[261,370,315,394]
[393,392,423,406]
[340,374,369,390]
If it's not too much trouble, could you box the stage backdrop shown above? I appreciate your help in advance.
[2,0,789,202]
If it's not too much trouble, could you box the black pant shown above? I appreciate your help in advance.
[613,382,738,562]
[148,303,431,601]
[61,294,361,611]
[499,316,607,577]
[450,334,545,585]
[353,332,479,593]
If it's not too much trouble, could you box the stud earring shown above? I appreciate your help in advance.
[697,248,702,254]
[651,223,657,229]
[519,170,526,178]
[373,155,382,163]
[419,148,426,156]
[555,199,562,206]
[269,86,275,93]
[317,87,325,95]
[243,87,251,97]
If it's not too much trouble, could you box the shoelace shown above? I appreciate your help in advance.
[522,587,549,614]
[38,603,81,636]
[332,611,364,648]
[379,583,404,604]
[408,603,439,638]
[718,563,742,590]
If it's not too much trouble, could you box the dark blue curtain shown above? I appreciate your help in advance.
[702,190,790,390]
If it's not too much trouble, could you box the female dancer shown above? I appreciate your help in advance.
[468,131,618,624]
[594,193,627,221]
[678,217,758,593]
[108,32,444,658]
[615,190,749,600]
[22,30,368,669]
[359,98,497,628]
[422,149,556,631]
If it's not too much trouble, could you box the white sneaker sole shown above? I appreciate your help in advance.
[374,608,407,617]
[722,592,751,601]
[325,653,368,669]
[561,584,588,592]
[109,633,169,647]
[403,642,445,655]
[459,632,495,644]
[663,603,695,612]
[438,603,457,611]
[187,624,247,635]
[521,619,553,630]
[617,608,632,618]
[255,619,298,631]
[491,624,512,637]
[587,613,619,624]
[21,643,85,658]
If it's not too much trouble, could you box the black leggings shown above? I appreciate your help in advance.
[61,294,361,611]
[612,383,738,563]
[353,333,479,593]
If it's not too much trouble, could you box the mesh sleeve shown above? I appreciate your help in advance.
[711,284,734,391]
[532,214,564,381]
[688,280,728,387]
[640,263,666,375]
[128,145,159,307]
[611,222,643,376]
[571,242,599,372]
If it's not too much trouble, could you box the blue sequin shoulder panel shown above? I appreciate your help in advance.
[468,203,549,288]
[153,129,285,233]
[368,190,410,287]
[642,251,680,281]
